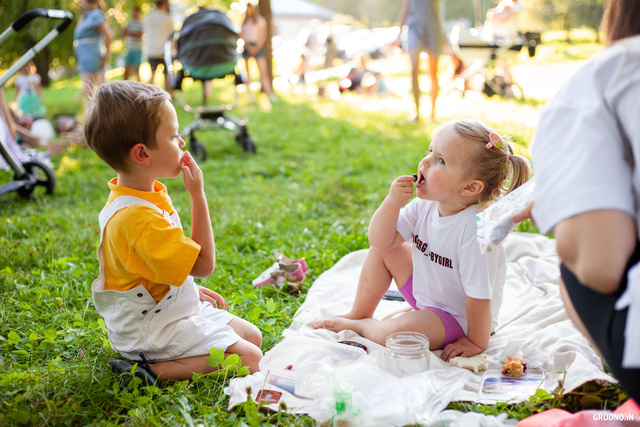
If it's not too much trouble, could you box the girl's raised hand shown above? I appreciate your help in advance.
[387,175,416,208]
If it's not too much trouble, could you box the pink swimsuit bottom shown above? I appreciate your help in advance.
[398,274,466,347]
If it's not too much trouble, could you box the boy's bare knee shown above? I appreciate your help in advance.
[245,345,263,373]
[245,325,262,347]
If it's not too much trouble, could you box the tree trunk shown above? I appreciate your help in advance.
[564,14,572,43]
[259,0,273,84]
[34,49,51,87]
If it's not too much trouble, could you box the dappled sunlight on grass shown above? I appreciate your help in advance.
[55,155,81,177]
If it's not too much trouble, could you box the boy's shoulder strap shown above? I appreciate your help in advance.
[98,195,164,232]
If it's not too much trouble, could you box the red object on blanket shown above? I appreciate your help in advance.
[517,399,640,427]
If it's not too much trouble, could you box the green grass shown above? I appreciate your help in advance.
[0,47,629,424]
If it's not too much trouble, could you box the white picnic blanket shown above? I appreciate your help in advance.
[227,233,616,426]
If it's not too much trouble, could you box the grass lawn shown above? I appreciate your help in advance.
[0,38,630,425]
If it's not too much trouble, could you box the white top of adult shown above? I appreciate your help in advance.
[143,9,174,58]
[532,34,640,368]
[397,199,506,332]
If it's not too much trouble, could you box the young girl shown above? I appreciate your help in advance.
[315,119,531,361]
[13,62,46,117]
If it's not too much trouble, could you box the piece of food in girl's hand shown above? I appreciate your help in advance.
[501,355,527,377]
[412,173,418,181]
[449,355,488,374]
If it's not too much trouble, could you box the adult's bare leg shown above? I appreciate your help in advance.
[428,54,440,120]
[409,48,421,121]
[256,56,274,98]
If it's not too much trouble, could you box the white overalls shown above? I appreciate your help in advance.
[92,195,240,361]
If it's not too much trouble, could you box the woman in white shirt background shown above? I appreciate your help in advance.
[530,0,640,401]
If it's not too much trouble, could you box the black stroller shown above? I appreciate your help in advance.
[165,8,255,160]
[0,9,72,201]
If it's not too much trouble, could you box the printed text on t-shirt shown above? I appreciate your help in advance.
[414,235,454,269]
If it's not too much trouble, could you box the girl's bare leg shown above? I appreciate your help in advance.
[319,309,447,349]
[314,244,412,324]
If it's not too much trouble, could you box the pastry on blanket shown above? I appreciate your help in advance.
[501,355,527,377]
[449,355,488,374]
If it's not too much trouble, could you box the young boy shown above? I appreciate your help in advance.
[84,80,262,383]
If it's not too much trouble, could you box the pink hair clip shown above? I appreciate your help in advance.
[485,132,504,149]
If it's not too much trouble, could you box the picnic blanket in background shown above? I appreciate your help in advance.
[226,233,616,426]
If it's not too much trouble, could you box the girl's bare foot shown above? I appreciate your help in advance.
[314,317,358,332]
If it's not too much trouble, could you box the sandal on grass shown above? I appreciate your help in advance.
[252,262,306,289]
[274,251,309,274]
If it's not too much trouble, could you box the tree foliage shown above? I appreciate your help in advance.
[313,0,606,40]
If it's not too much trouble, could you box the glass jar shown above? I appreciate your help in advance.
[385,332,430,377]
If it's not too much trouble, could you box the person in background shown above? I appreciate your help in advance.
[74,0,113,98]
[240,2,275,100]
[484,0,521,85]
[397,0,461,122]
[530,0,640,401]
[339,53,372,94]
[144,0,174,96]
[0,88,49,171]
[13,61,47,118]
[122,6,143,81]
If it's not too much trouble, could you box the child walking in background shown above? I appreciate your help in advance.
[13,62,46,117]
[315,119,531,361]
[122,6,143,81]
[84,81,262,383]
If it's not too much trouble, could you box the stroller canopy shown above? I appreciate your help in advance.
[177,8,239,80]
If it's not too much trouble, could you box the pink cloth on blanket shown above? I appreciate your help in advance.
[517,399,640,427]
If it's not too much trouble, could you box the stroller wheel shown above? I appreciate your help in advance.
[16,160,56,199]
[236,134,257,154]
[189,134,207,162]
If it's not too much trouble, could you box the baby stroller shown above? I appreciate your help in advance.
[0,8,72,201]
[448,26,540,99]
[165,8,255,160]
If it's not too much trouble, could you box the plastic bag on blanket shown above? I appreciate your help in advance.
[257,336,367,394]
[297,361,471,426]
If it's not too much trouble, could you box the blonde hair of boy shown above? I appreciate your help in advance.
[84,80,171,172]
[452,119,531,208]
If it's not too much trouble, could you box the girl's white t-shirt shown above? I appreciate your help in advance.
[397,199,506,332]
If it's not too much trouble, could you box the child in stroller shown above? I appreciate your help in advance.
[166,7,255,160]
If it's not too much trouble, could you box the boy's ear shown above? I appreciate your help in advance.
[461,179,484,197]
[130,143,151,165]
